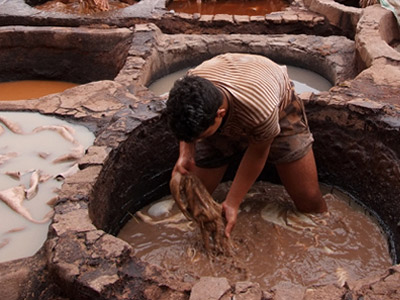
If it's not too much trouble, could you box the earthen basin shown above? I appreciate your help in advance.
[0,2,399,300]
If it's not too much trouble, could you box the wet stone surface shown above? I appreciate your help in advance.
[0,2,399,300]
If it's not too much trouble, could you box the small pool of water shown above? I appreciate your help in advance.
[0,112,95,263]
[148,65,332,96]
[167,0,289,16]
[0,80,79,101]
[118,181,392,289]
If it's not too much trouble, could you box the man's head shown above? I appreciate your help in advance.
[166,75,224,142]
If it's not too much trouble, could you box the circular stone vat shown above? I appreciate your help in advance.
[84,97,399,298]
[0,25,133,84]
[118,181,392,290]
[147,65,332,96]
[131,24,356,96]
[0,111,95,263]
[0,17,130,267]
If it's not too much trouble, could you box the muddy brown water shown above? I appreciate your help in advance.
[167,0,289,16]
[0,80,78,101]
[118,181,392,289]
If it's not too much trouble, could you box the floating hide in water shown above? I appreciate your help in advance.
[0,185,53,224]
[25,170,40,200]
[0,116,24,134]
[32,125,78,145]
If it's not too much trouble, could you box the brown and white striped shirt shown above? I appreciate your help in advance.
[188,53,292,142]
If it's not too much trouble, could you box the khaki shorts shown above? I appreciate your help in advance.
[195,84,314,168]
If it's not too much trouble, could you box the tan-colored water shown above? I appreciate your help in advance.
[0,80,78,101]
[148,65,332,96]
[0,112,95,262]
[118,181,392,289]
[167,0,289,16]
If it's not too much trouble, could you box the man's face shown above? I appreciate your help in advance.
[197,107,226,140]
[197,121,220,140]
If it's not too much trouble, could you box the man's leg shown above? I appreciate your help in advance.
[275,149,327,213]
[193,164,228,195]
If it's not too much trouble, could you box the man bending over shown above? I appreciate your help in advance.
[166,53,327,238]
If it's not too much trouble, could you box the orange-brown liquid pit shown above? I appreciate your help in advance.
[118,181,392,289]
[35,0,130,14]
[0,80,78,101]
[167,0,289,16]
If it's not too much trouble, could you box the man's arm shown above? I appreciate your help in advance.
[173,141,196,176]
[222,138,273,237]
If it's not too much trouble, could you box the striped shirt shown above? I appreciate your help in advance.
[188,53,292,142]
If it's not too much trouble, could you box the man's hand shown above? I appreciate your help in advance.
[173,154,195,176]
[222,200,240,238]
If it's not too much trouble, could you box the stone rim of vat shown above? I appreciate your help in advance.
[0,5,399,300]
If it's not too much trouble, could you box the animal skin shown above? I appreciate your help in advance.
[55,163,80,180]
[25,170,40,200]
[0,185,53,224]
[52,144,85,164]
[0,116,24,134]
[79,0,109,13]
[0,152,17,166]
[170,172,233,256]
[32,125,78,145]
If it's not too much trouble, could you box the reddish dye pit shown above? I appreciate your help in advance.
[167,0,290,16]
[118,181,392,290]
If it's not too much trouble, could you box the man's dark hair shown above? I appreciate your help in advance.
[166,75,223,142]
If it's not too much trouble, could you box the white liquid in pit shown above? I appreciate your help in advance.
[148,65,332,96]
[0,112,95,263]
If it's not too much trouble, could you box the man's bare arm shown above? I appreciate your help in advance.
[173,141,196,176]
[222,139,273,236]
